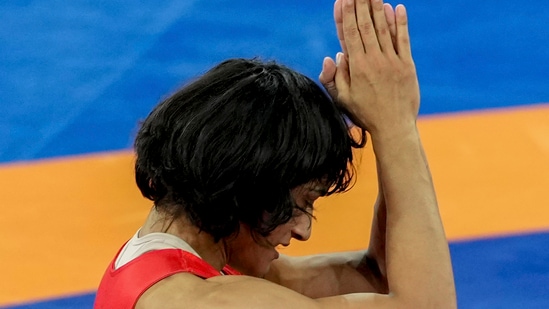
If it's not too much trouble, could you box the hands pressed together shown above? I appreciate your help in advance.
[320,0,420,138]
[319,3,458,308]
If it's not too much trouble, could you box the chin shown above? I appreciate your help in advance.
[227,237,280,277]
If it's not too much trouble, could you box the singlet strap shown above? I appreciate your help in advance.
[94,248,241,309]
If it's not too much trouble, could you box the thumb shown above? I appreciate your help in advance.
[334,52,350,103]
[319,57,338,100]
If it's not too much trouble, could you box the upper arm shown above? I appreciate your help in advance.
[136,272,397,309]
[136,273,319,309]
[265,252,387,299]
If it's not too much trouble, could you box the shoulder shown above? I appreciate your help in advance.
[136,272,393,309]
[135,272,319,309]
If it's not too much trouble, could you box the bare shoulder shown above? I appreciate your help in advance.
[135,272,391,309]
[136,272,319,309]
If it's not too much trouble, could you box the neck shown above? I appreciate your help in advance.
[140,207,228,271]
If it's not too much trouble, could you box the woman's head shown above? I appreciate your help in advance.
[134,58,366,242]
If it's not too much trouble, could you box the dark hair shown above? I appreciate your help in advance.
[134,58,366,241]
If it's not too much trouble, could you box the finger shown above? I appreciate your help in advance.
[342,0,367,55]
[395,4,412,59]
[384,3,397,50]
[334,52,350,100]
[334,0,347,54]
[370,0,393,53]
[355,0,380,53]
[334,54,362,126]
[319,57,338,99]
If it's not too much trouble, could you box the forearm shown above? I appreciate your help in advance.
[364,157,387,278]
[353,156,389,294]
[267,251,382,298]
[371,127,456,307]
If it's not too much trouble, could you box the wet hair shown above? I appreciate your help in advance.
[134,58,366,241]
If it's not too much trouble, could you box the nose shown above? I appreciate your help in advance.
[291,212,312,241]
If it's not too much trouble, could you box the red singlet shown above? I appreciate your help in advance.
[94,247,241,309]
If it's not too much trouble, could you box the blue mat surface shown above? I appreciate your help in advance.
[0,294,95,309]
[452,232,549,309]
[1,0,548,163]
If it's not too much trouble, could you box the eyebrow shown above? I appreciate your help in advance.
[311,187,328,196]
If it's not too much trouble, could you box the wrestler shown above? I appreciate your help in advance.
[94,0,457,308]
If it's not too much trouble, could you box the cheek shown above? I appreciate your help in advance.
[226,232,277,275]
[229,244,275,277]
[268,222,294,240]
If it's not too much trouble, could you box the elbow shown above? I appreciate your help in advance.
[358,253,389,294]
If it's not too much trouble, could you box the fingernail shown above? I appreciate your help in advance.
[396,4,406,16]
[336,53,343,65]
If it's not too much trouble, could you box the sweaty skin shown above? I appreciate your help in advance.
[136,0,457,308]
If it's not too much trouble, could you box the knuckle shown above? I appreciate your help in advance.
[372,0,384,11]
[345,25,361,38]
[344,0,355,9]
[357,21,374,34]
[377,26,389,37]
[399,35,410,45]
[324,81,336,89]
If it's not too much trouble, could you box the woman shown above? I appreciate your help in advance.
[94,1,457,308]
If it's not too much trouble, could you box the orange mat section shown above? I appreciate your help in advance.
[1,104,548,306]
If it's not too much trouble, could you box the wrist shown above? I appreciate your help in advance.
[369,121,418,143]
[369,123,422,160]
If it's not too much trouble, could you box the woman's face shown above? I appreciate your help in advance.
[225,183,326,277]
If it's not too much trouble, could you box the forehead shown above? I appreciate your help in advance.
[291,181,329,196]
